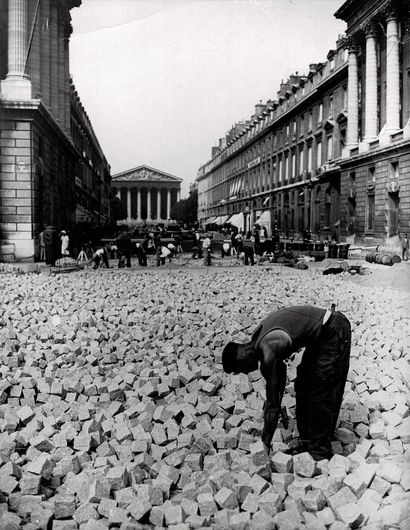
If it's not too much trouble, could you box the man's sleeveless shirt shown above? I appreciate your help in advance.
[252,305,327,352]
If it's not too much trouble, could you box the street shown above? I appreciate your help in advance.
[0,264,409,529]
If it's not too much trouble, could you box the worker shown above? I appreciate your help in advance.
[222,305,351,461]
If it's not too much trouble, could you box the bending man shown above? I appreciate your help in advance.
[222,305,351,461]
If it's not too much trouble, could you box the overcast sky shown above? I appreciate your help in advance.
[70,0,346,197]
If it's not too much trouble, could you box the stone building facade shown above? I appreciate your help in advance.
[197,0,410,246]
[0,0,110,262]
[112,165,182,225]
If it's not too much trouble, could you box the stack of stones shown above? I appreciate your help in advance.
[0,269,408,529]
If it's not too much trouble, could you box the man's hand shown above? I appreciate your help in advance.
[263,442,271,456]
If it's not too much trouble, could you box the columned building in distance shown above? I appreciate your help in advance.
[197,0,410,246]
[0,0,110,262]
[112,165,182,224]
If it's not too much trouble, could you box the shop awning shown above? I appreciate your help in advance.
[215,215,230,225]
[229,212,244,230]
[205,216,217,225]
[256,210,271,225]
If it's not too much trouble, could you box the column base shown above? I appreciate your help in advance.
[378,124,401,147]
[0,238,35,262]
[1,76,32,100]
[358,137,377,153]
[342,144,358,158]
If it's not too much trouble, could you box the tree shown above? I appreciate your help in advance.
[170,188,198,225]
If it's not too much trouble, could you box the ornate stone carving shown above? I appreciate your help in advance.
[113,166,181,183]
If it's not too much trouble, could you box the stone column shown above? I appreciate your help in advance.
[177,190,181,202]
[127,188,131,219]
[364,23,378,142]
[137,189,141,221]
[1,0,32,99]
[116,188,121,199]
[157,189,161,221]
[49,2,59,115]
[346,42,359,149]
[167,190,171,220]
[385,11,400,133]
[40,0,51,107]
[147,189,151,220]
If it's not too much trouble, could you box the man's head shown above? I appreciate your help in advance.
[222,341,258,374]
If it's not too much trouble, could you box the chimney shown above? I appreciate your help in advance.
[254,100,266,116]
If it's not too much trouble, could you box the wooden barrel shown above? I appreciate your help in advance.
[338,243,350,260]
[391,254,402,264]
[381,254,393,266]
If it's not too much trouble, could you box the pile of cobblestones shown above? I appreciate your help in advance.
[0,268,408,529]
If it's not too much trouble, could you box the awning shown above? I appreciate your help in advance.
[256,210,271,225]
[229,212,245,230]
[215,215,230,225]
[205,216,217,225]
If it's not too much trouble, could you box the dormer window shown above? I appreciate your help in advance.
[330,57,335,71]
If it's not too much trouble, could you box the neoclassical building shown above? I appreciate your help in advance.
[0,0,110,261]
[112,165,182,224]
[197,0,410,246]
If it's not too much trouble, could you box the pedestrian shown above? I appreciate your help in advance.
[39,229,45,261]
[174,233,183,253]
[235,231,244,253]
[401,233,409,261]
[221,242,231,258]
[222,305,351,461]
[240,245,255,265]
[167,242,177,258]
[157,245,171,266]
[116,232,132,268]
[88,246,109,269]
[202,234,212,266]
[60,230,70,257]
[135,243,147,266]
[262,226,268,239]
[230,231,238,256]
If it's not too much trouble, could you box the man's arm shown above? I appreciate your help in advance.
[258,331,290,451]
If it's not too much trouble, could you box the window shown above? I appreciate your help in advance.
[318,103,323,125]
[368,166,376,185]
[278,158,282,183]
[285,154,289,180]
[317,141,322,168]
[327,136,333,160]
[299,148,304,175]
[390,161,399,180]
[291,153,296,178]
[329,94,334,117]
[286,124,290,137]
[300,115,304,136]
[308,145,312,172]
[343,85,348,109]
[366,194,375,232]
[308,111,313,132]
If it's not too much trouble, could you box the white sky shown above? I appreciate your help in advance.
[70,0,347,197]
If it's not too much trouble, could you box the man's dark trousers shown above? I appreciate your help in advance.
[294,311,351,460]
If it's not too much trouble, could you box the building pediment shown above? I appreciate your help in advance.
[112,165,182,184]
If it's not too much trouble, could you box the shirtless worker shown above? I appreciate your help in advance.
[222,305,351,461]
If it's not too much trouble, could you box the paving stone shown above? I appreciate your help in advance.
[293,452,317,477]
